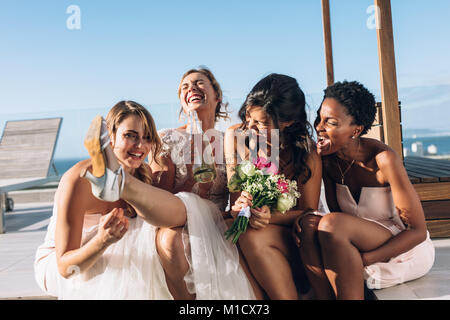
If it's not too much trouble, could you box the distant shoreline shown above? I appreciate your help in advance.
[54,133,450,176]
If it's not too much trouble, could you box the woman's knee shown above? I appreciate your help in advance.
[238,227,271,254]
[297,214,322,247]
[156,227,187,270]
[317,213,348,245]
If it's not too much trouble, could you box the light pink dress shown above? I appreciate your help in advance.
[335,183,435,289]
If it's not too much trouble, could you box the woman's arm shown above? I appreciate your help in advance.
[224,124,243,183]
[268,150,322,226]
[322,156,340,212]
[54,164,128,278]
[361,149,428,265]
[149,154,176,192]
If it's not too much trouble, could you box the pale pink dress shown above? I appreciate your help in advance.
[335,183,435,289]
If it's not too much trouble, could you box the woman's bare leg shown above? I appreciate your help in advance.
[83,116,187,228]
[156,227,195,300]
[317,213,392,300]
[156,221,265,300]
[120,173,186,227]
[224,218,265,300]
[238,225,299,300]
[296,214,335,299]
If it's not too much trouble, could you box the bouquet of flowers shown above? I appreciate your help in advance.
[224,157,300,244]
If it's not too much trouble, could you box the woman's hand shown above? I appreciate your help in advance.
[181,163,213,198]
[249,205,271,230]
[231,191,253,218]
[231,191,271,229]
[292,215,302,248]
[97,208,129,247]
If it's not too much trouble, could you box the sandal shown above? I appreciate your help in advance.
[80,115,125,202]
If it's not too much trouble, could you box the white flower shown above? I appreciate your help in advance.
[276,193,297,214]
[237,160,257,179]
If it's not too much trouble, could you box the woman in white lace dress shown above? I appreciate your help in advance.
[151,68,261,299]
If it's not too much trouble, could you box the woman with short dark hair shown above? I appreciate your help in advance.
[295,81,435,300]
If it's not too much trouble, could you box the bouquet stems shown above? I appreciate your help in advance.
[224,213,249,244]
[224,194,273,244]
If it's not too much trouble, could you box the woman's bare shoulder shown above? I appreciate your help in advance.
[225,123,242,136]
[57,159,92,193]
[224,124,244,144]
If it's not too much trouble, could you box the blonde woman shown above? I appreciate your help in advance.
[34,101,176,299]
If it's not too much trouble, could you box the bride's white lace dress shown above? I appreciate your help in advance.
[158,128,255,299]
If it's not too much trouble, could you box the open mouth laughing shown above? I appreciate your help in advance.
[187,93,204,104]
[317,135,331,153]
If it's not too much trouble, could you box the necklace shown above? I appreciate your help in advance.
[336,139,360,185]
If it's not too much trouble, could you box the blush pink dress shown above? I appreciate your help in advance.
[335,183,435,289]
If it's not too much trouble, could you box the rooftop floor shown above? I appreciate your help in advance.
[0,202,54,299]
[1,201,449,300]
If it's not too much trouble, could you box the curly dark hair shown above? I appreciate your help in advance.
[238,73,314,183]
[320,81,376,136]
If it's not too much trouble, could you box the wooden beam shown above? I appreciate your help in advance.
[413,182,450,201]
[375,0,403,160]
[321,0,334,86]
[426,219,450,238]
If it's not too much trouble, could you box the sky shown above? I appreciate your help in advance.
[1,0,449,159]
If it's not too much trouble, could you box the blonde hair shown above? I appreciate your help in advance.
[177,67,230,122]
[106,101,162,217]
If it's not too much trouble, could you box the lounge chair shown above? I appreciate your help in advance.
[0,118,62,233]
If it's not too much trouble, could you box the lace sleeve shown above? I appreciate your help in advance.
[158,128,172,158]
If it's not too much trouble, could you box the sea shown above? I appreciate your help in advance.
[53,134,450,176]
[403,134,450,157]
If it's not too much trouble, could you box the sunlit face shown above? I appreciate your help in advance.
[246,106,274,133]
[179,72,218,114]
[315,98,361,155]
[111,115,152,172]
[245,106,293,145]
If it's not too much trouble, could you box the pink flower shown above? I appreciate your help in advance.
[253,157,279,175]
[277,179,289,193]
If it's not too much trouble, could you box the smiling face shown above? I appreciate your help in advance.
[179,72,219,114]
[245,105,293,145]
[315,98,363,156]
[111,115,152,172]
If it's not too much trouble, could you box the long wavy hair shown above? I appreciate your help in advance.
[106,101,162,216]
[238,74,314,183]
[177,67,230,122]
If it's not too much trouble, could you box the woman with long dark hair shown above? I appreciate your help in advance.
[225,73,322,299]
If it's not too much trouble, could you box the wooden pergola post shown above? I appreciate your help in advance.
[321,0,334,86]
[375,0,403,159]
